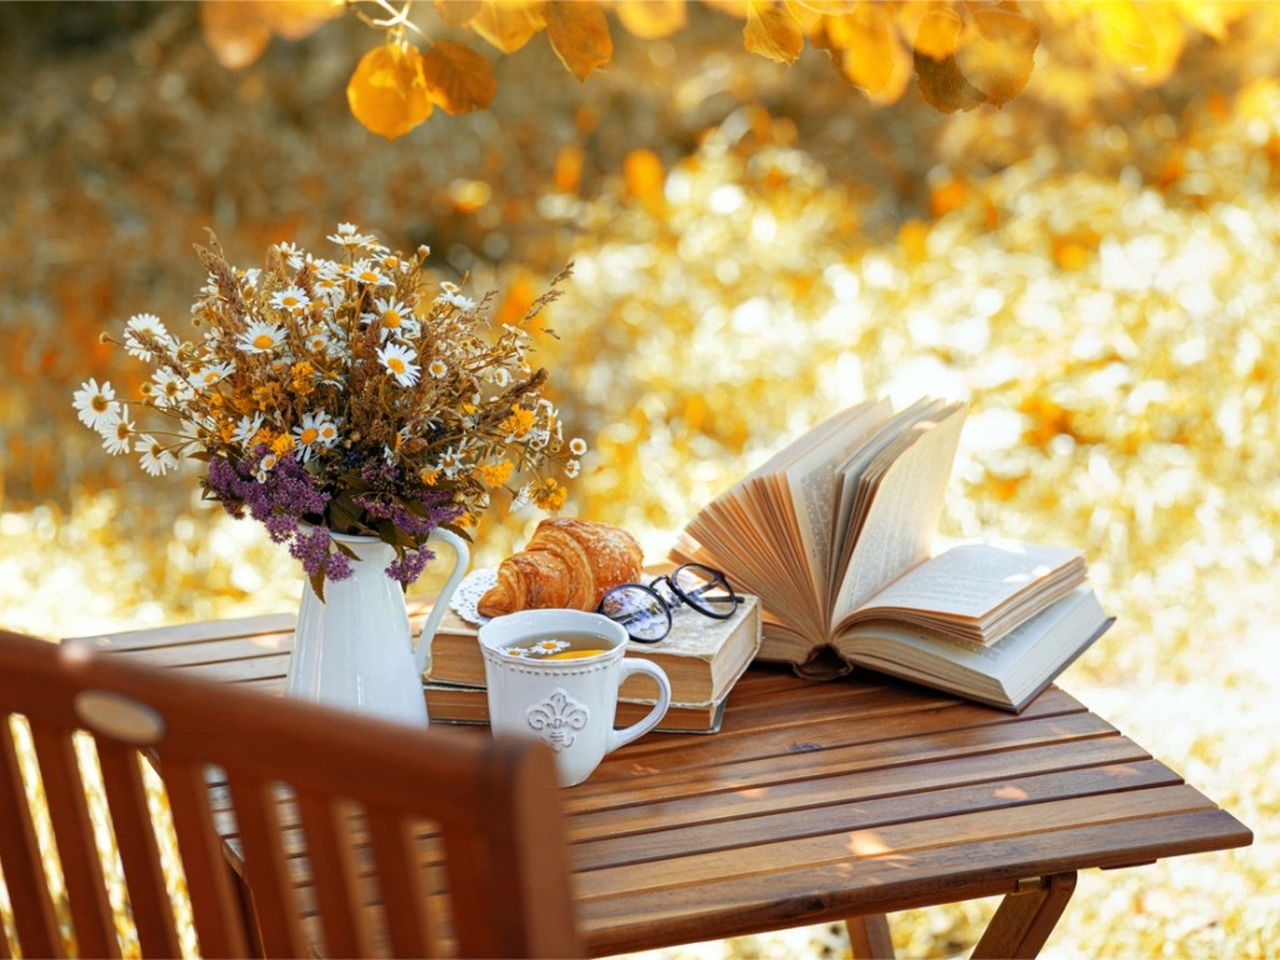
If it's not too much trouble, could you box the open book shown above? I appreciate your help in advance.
[672,398,1112,711]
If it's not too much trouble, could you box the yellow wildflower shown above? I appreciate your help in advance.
[271,433,295,456]
[474,460,514,487]
[291,361,316,397]
[533,477,567,511]
[454,512,473,529]
[418,467,441,486]
[499,405,536,437]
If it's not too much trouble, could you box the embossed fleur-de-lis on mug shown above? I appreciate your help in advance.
[479,610,672,786]
[526,689,590,751]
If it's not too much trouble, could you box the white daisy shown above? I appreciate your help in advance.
[569,437,587,456]
[239,267,262,289]
[232,412,264,446]
[254,453,278,482]
[99,404,135,456]
[436,289,476,311]
[377,343,420,387]
[72,378,118,430]
[124,313,175,362]
[293,411,335,462]
[238,320,286,354]
[564,459,581,479]
[490,366,512,388]
[138,435,178,477]
[317,418,340,446]
[326,222,377,249]
[438,446,463,478]
[151,369,192,407]
[274,242,305,271]
[188,361,235,391]
[510,481,535,512]
[270,286,310,312]
[304,329,332,354]
[427,358,448,379]
[530,639,569,655]
[504,646,532,658]
[350,259,389,288]
[361,297,419,341]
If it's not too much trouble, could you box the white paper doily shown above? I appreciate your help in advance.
[449,568,669,626]
[450,568,499,625]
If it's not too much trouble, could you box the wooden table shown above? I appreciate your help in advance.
[78,611,1252,958]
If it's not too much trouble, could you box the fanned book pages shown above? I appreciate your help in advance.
[672,398,1113,711]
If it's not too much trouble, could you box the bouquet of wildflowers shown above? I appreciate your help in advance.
[73,224,584,598]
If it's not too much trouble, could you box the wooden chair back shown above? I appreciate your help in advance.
[0,629,581,958]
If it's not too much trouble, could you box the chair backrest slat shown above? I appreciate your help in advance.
[94,738,181,958]
[0,628,581,959]
[29,726,120,959]
[0,726,62,958]
[295,793,374,957]
[366,806,436,958]
[225,775,306,959]
[157,757,249,959]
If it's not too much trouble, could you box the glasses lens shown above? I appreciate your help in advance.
[673,564,738,618]
[600,585,672,642]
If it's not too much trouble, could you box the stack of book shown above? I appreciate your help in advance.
[423,595,762,734]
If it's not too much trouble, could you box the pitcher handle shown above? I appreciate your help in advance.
[605,659,672,753]
[414,527,471,677]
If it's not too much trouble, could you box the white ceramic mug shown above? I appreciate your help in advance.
[479,610,672,786]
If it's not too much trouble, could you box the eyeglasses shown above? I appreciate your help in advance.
[597,563,740,643]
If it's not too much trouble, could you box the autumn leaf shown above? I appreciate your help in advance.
[616,0,687,39]
[546,1,614,81]
[346,42,433,141]
[260,0,342,41]
[420,41,496,114]
[954,1,1039,105]
[744,0,805,64]
[898,1,967,61]
[1093,0,1184,86]
[433,0,482,26]
[470,0,547,54]
[915,51,986,113]
[200,1,271,70]
[827,3,912,104]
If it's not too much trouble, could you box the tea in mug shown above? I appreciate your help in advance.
[502,631,613,661]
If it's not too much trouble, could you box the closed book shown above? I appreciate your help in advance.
[426,594,762,705]
[424,681,727,734]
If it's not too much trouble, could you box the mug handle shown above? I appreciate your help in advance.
[605,659,672,753]
[413,528,471,678]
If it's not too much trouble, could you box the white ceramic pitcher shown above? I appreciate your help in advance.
[284,527,469,727]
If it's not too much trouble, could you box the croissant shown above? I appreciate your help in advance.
[477,518,643,617]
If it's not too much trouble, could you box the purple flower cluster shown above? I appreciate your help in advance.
[207,451,350,582]
[206,450,465,587]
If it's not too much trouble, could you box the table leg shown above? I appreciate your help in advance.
[972,872,1077,960]
[846,913,894,959]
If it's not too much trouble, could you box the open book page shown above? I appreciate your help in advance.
[836,586,1109,710]
[827,399,947,611]
[843,540,1085,624]
[782,399,893,603]
[831,404,965,626]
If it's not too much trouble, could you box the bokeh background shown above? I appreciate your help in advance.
[1,1,1277,956]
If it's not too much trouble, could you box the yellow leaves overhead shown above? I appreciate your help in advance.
[202,0,1266,136]
[546,1,614,81]
[199,0,340,70]
[616,0,687,39]
[470,0,547,53]
[420,41,497,114]
[345,42,432,141]
[827,4,912,105]
[744,0,805,64]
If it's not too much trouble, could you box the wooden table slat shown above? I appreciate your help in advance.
[77,611,1252,958]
